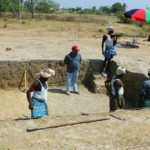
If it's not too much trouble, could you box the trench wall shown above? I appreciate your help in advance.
[109,62,148,106]
[0,59,148,106]
[0,59,103,88]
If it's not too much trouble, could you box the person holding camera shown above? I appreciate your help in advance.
[101,26,120,74]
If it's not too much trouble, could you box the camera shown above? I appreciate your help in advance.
[112,33,123,37]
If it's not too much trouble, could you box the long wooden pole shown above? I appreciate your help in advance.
[27,117,110,132]
[24,70,27,91]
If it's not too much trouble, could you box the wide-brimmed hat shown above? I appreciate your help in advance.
[116,66,126,76]
[37,68,55,78]
[72,45,80,53]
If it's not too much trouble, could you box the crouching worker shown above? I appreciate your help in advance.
[138,69,150,108]
[105,66,126,112]
[26,68,55,119]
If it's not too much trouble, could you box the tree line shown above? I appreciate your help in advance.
[0,1,126,14]
[0,0,60,14]
[67,3,127,15]
[0,0,128,22]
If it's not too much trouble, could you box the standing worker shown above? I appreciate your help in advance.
[105,66,126,112]
[63,45,82,96]
[26,68,55,119]
[101,26,120,73]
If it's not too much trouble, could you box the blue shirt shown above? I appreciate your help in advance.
[64,52,81,73]
[140,80,150,99]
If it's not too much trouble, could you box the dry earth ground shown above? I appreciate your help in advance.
[0,87,150,150]
[0,19,150,149]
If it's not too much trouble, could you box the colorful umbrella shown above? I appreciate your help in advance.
[124,9,150,23]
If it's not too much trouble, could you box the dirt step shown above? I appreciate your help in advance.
[89,72,107,94]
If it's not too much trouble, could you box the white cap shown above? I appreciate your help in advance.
[116,66,126,75]
[106,26,114,32]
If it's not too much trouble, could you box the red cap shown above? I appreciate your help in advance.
[72,45,80,53]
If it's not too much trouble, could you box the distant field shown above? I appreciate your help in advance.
[0,13,149,38]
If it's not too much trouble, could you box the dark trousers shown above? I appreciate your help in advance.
[109,95,124,111]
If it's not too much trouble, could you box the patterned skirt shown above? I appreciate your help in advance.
[104,46,117,59]
[31,97,48,118]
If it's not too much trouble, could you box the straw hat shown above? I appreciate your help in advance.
[37,68,55,78]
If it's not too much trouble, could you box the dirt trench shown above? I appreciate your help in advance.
[0,59,148,108]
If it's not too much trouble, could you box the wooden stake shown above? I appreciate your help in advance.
[109,113,126,121]
[24,70,26,91]
[19,70,28,93]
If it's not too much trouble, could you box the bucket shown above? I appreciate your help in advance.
[143,99,150,107]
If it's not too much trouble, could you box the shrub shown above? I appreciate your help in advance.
[117,13,131,23]
[98,28,103,32]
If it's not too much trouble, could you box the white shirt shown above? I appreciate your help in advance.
[33,79,48,101]
[105,35,114,47]
[111,76,124,96]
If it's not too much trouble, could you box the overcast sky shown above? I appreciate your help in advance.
[55,0,150,10]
